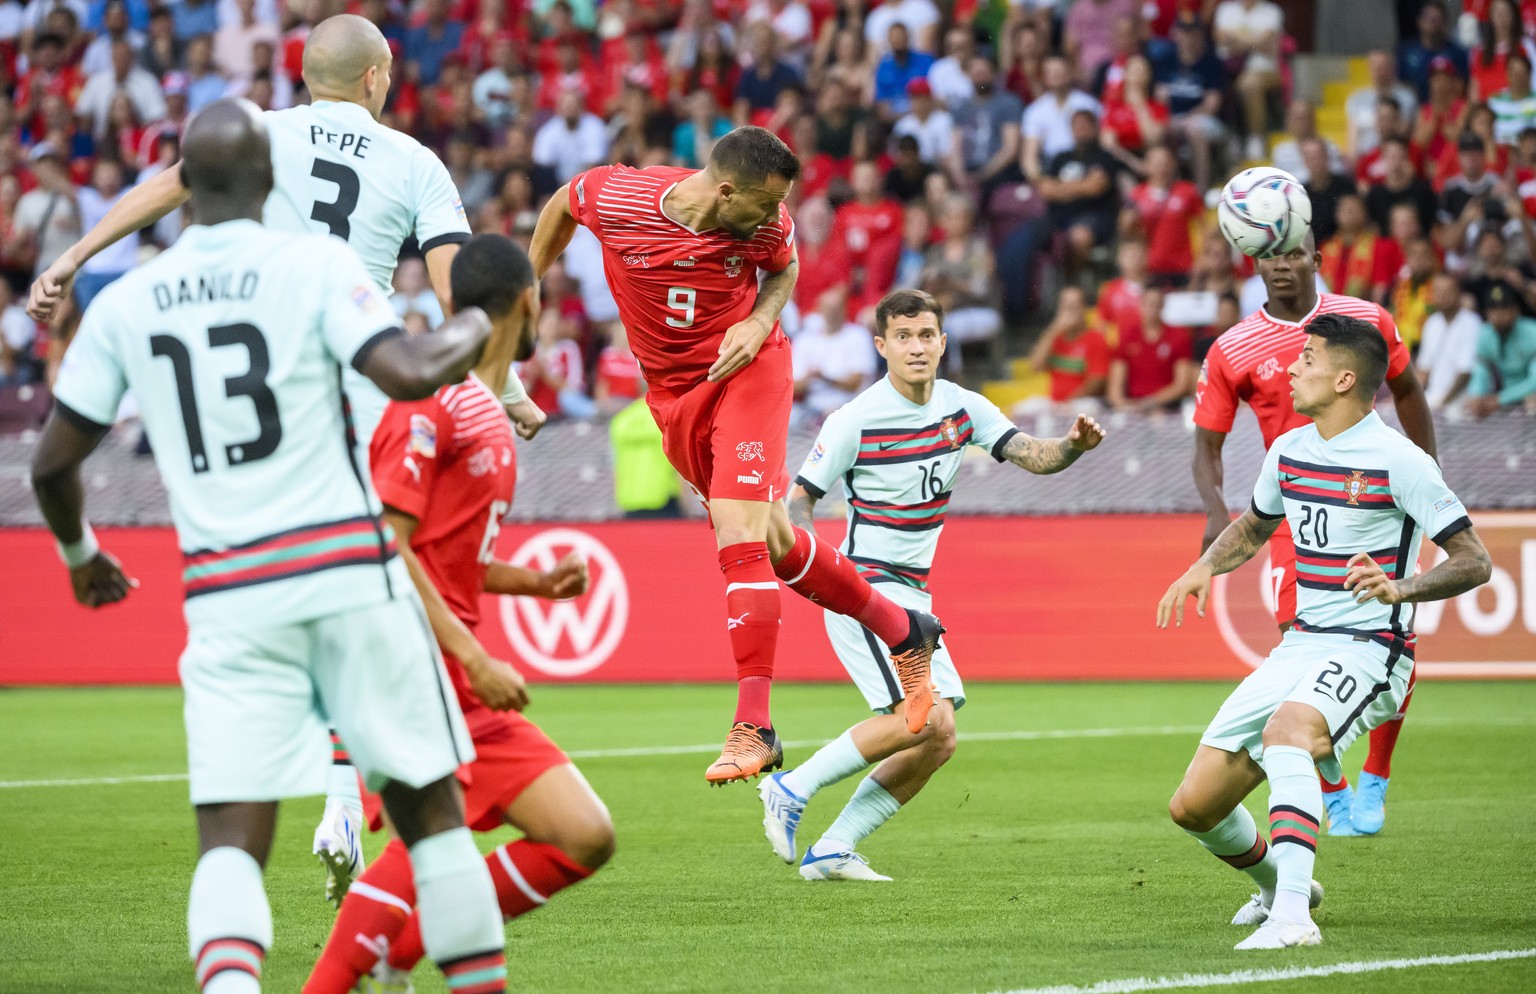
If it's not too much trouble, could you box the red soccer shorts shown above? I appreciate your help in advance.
[1267,520,1298,628]
[645,338,792,505]
[363,706,570,833]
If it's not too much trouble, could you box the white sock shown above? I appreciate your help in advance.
[325,729,364,815]
[819,776,902,850]
[409,827,505,967]
[189,847,270,994]
[1261,745,1322,924]
[781,730,869,800]
[1185,804,1278,907]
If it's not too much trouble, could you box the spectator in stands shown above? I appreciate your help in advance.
[0,279,39,385]
[80,1,142,77]
[1416,270,1484,412]
[610,395,683,518]
[1155,13,1227,192]
[920,193,1000,371]
[11,142,79,283]
[15,33,82,140]
[1468,280,1536,415]
[1042,108,1120,278]
[1302,137,1356,244]
[1000,15,1048,104]
[593,324,644,418]
[1025,285,1110,410]
[527,273,597,420]
[1387,236,1439,352]
[893,77,952,164]
[1099,53,1168,175]
[213,0,276,78]
[813,78,871,164]
[1195,290,1243,362]
[873,22,935,121]
[1063,0,1140,89]
[1090,16,1144,102]
[745,0,813,63]
[672,89,731,170]
[141,7,180,80]
[607,83,675,166]
[1107,285,1195,412]
[1472,0,1536,103]
[1021,54,1101,180]
[173,0,218,42]
[1096,238,1149,343]
[406,0,463,88]
[1125,144,1204,285]
[1271,100,1346,184]
[1464,227,1536,315]
[735,23,802,126]
[1346,50,1417,159]
[1319,193,1393,302]
[928,23,976,108]
[390,257,443,328]
[1414,56,1469,185]
[792,285,877,424]
[182,34,226,112]
[894,202,931,288]
[864,0,940,59]
[947,54,1024,203]
[1439,131,1504,259]
[472,36,522,131]
[812,24,874,103]
[836,160,904,314]
[1355,99,1414,187]
[74,38,164,137]
[532,88,608,184]
[134,130,182,247]
[884,134,933,203]
[1215,0,1285,160]
[72,157,134,311]
[1490,51,1536,145]
[1399,0,1467,102]
[1365,136,1439,238]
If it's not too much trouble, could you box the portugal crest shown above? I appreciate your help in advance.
[939,417,962,449]
[1344,470,1367,506]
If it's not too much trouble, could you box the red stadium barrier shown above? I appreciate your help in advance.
[2,514,1532,685]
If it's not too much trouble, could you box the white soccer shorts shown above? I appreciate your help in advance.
[824,582,966,713]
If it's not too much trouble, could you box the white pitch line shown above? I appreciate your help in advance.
[979,948,1536,994]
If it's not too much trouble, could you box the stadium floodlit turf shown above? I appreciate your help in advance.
[1,682,1532,994]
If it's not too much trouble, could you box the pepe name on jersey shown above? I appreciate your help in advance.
[152,270,260,310]
[308,124,373,159]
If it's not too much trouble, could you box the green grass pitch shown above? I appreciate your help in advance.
[1,682,1533,994]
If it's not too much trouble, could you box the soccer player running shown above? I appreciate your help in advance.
[529,128,945,785]
[27,12,544,898]
[760,290,1106,880]
[31,99,512,994]
[305,233,614,994]
[1192,230,1436,836]
[1160,313,1491,950]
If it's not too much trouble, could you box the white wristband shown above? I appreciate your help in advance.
[500,365,529,407]
[57,522,100,569]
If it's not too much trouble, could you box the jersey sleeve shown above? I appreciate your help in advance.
[1392,450,1472,546]
[1373,303,1412,380]
[569,165,616,238]
[410,146,471,254]
[1192,342,1240,434]
[1250,436,1286,520]
[960,387,1021,462]
[51,297,126,429]
[758,203,797,274]
[794,408,859,498]
[368,397,448,521]
[317,240,407,370]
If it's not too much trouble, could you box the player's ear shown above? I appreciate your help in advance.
[873,332,887,358]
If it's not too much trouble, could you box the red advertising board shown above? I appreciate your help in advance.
[2,514,1532,685]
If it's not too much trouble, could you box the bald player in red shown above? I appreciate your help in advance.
[529,127,945,785]
[1192,229,1436,837]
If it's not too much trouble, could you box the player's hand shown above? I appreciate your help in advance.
[1200,514,1228,554]
[1157,563,1212,629]
[1066,414,1106,452]
[464,652,530,712]
[1343,552,1404,605]
[708,314,772,382]
[507,398,547,440]
[70,551,137,608]
[28,255,79,322]
[543,552,589,600]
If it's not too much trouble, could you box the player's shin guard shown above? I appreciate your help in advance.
[303,840,415,994]
[820,776,901,850]
[1261,746,1322,924]
[325,730,364,815]
[409,828,506,994]
[1363,672,1415,780]
[720,543,781,726]
[1185,805,1278,904]
[772,526,908,646]
[189,847,270,994]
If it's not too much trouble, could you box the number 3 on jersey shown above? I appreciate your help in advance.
[310,159,360,239]
[666,287,696,328]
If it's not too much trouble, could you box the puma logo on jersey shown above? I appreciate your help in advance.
[727,612,750,630]
[737,470,763,485]
[403,456,422,483]
[673,257,697,267]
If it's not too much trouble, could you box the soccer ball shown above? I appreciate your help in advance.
[1216,167,1313,259]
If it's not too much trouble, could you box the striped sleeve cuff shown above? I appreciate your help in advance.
[1251,499,1284,521]
[794,475,826,499]
[990,427,1020,463]
[1432,515,1472,546]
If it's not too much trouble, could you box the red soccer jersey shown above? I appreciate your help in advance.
[1095,276,1143,346]
[1128,180,1205,276]
[370,375,517,714]
[1115,323,1194,400]
[595,345,644,401]
[568,164,796,394]
[1193,293,1412,448]
[1048,329,1112,402]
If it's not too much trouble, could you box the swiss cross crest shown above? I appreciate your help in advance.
[724,254,746,278]
[1256,357,1283,380]
[1344,470,1368,506]
[939,417,962,449]
[736,440,765,462]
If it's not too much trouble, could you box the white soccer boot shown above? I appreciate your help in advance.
[799,844,893,882]
[1231,879,1324,925]
[1234,916,1323,950]
[358,959,415,994]
[312,800,366,905]
[760,772,807,864]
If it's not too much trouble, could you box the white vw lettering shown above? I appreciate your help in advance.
[498,529,628,677]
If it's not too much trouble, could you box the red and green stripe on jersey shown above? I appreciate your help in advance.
[1294,545,1401,591]
[181,515,396,599]
[848,493,949,532]
[1279,457,1393,510]
[856,410,974,465]
[850,555,930,591]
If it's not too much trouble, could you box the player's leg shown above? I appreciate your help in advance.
[1353,666,1416,834]
[191,803,278,994]
[311,727,367,904]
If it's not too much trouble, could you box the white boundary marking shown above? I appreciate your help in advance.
[980,948,1536,994]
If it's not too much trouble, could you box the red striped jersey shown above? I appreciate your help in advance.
[567,164,796,393]
[794,377,1018,591]
[1194,293,1412,449]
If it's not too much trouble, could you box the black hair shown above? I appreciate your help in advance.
[709,126,801,185]
[875,288,944,336]
[450,234,534,322]
[1306,313,1388,399]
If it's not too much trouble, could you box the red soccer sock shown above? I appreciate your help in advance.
[1319,770,1350,793]
[772,526,909,646]
[719,542,781,726]
[303,839,416,994]
[1363,678,1415,779]
[389,840,595,971]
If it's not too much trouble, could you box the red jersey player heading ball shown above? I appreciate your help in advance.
[530,127,945,785]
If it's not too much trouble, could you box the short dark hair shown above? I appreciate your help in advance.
[451,234,534,321]
[709,126,801,185]
[875,289,944,336]
[1306,313,1388,399]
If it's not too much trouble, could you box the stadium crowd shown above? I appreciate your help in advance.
[1,0,1534,429]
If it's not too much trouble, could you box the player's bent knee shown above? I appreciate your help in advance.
[1168,790,1219,832]
[559,807,616,870]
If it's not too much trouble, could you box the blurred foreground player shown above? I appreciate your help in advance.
[306,234,613,994]
[762,290,1105,880]
[1191,230,1435,835]
[529,127,945,784]
[1162,314,1489,949]
[31,99,508,994]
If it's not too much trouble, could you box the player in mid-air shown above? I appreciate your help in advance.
[1192,229,1435,836]
[1161,313,1490,949]
[529,128,945,785]
[31,99,511,994]
[760,290,1105,880]
[27,12,544,899]
[305,233,614,994]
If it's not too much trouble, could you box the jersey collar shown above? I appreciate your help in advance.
[1258,294,1324,328]
[657,182,704,235]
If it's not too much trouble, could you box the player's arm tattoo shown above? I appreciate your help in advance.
[1002,432,1081,474]
[1393,526,1492,602]
[1196,508,1281,576]
[749,257,799,329]
[787,485,819,531]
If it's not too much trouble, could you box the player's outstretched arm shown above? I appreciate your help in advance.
[1388,367,1437,462]
[1157,508,1281,628]
[1001,413,1106,474]
[485,553,590,599]
[31,408,136,607]
[1344,527,1492,606]
[1191,427,1231,552]
[359,306,492,400]
[27,163,190,322]
[529,183,578,279]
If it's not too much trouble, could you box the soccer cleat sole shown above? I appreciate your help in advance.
[705,753,783,786]
[316,846,358,906]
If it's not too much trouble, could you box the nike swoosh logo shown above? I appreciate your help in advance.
[1282,475,1299,482]
[878,441,904,451]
